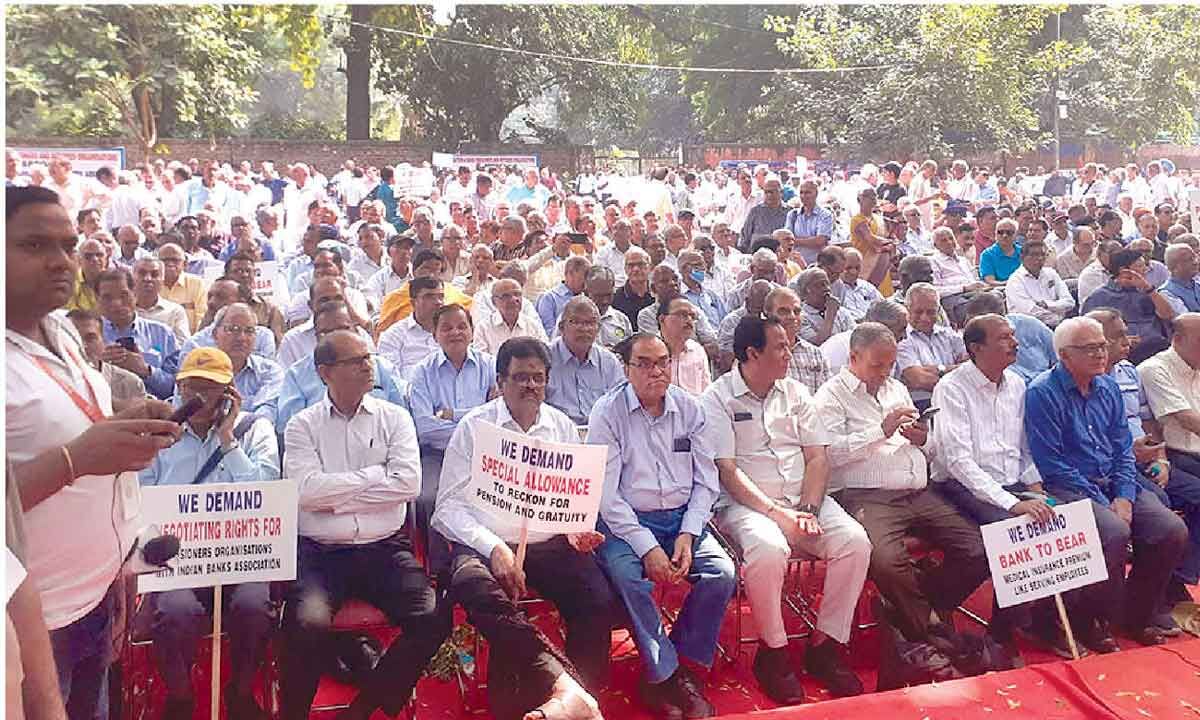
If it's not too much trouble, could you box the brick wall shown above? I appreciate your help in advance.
[5,137,592,175]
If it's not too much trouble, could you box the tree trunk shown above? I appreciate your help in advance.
[346,4,373,140]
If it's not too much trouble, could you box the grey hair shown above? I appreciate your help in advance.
[564,255,591,275]
[501,215,527,234]
[213,302,255,329]
[255,206,279,226]
[864,299,908,327]
[752,248,779,266]
[930,226,955,245]
[560,295,600,325]
[625,246,651,264]
[1052,316,1104,355]
[904,282,939,305]
[585,265,615,284]
[117,224,145,242]
[849,321,897,352]
[996,217,1018,234]
[792,267,828,299]
[842,246,863,262]
[1166,242,1197,269]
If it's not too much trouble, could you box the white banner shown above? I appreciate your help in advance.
[204,260,287,304]
[138,481,298,593]
[452,154,539,170]
[468,421,606,534]
[10,146,126,177]
[981,499,1108,609]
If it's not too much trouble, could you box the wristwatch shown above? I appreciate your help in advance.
[796,503,820,516]
[936,364,947,377]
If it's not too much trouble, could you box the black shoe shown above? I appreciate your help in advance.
[671,666,716,719]
[752,644,804,705]
[639,676,684,720]
[1127,624,1170,646]
[163,698,193,720]
[1151,610,1184,638]
[804,640,863,697]
[1030,617,1086,660]
[1078,620,1120,654]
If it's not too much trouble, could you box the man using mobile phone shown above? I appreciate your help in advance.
[96,267,181,400]
[138,348,279,720]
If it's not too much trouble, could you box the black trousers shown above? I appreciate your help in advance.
[835,487,990,641]
[280,532,451,720]
[443,537,617,720]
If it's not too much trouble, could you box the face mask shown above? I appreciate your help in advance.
[689,269,706,284]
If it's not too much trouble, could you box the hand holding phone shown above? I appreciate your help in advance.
[917,407,940,424]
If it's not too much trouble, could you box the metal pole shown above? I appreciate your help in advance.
[1053,11,1062,171]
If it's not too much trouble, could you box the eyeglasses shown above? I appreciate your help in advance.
[1064,343,1108,356]
[667,311,698,322]
[506,372,547,386]
[996,230,1015,236]
[323,352,376,368]
[566,318,599,329]
[628,357,671,372]
[81,252,107,261]
[218,324,258,337]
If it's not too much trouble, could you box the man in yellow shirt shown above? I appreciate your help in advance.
[156,242,208,330]
[376,248,472,335]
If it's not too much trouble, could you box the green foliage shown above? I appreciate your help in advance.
[245,113,344,141]
[369,5,647,146]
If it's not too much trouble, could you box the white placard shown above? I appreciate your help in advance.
[10,146,126,177]
[468,421,606,534]
[452,153,539,170]
[137,480,298,593]
[980,499,1108,609]
[203,260,287,304]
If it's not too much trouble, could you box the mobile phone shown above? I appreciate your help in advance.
[211,396,233,428]
[116,337,138,352]
[918,407,940,423]
[566,232,588,246]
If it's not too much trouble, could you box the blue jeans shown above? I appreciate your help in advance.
[51,583,117,720]
[595,507,736,684]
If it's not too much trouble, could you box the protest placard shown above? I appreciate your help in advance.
[204,260,287,305]
[11,146,126,177]
[980,499,1107,609]
[137,480,298,593]
[467,421,606,536]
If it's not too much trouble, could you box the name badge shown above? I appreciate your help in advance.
[733,412,753,422]
[673,437,691,453]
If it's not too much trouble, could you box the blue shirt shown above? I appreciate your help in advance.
[545,338,624,425]
[102,316,180,400]
[587,383,720,558]
[1162,277,1200,313]
[978,242,1023,282]
[138,412,280,486]
[1081,283,1170,353]
[535,283,578,336]
[1008,313,1056,384]
[683,287,726,331]
[1024,364,1137,504]
[408,348,497,451]
[506,184,550,210]
[276,354,409,437]
[784,206,835,265]
[181,324,276,361]
[1107,360,1148,441]
[233,354,285,427]
[377,182,398,226]
[218,238,277,262]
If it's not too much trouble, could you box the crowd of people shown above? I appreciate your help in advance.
[6,149,1200,720]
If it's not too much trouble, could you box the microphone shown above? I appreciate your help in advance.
[142,534,181,566]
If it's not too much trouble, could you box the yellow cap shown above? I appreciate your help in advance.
[177,347,234,385]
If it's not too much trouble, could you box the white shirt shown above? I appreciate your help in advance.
[283,394,420,545]
[930,363,1041,510]
[47,176,86,218]
[702,368,830,509]
[348,248,385,286]
[930,251,979,297]
[136,297,191,344]
[276,321,374,369]
[108,184,154,229]
[595,243,629,286]
[432,398,580,559]
[814,368,929,492]
[472,309,548,355]
[821,330,853,374]
[378,315,440,382]
[6,315,139,629]
[1004,265,1074,327]
[1076,261,1112,308]
[364,266,411,310]
[470,284,541,328]
[724,191,759,233]
[1139,347,1200,455]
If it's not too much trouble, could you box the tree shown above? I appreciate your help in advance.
[369,5,650,146]
[5,5,270,154]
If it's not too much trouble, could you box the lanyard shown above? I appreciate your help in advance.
[24,341,107,423]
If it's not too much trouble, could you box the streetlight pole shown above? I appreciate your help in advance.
[1053,10,1062,171]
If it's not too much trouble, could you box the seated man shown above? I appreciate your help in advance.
[535,255,591,336]
[213,303,284,426]
[1160,243,1200,315]
[224,252,286,346]
[896,283,967,411]
[831,247,884,322]
[1082,248,1176,364]
[139,348,279,720]
[376,247,473,334]
[583,265,634,350]
[472,277,548,355]
[589,333,736,720]
[277,276,373,369]
[961,291,1056,385]
[763,286,832,395]
[96,267,180,399]
[67,307,146,410]
[131,257,190,343]
[794,268,856,347]
[282,330,450,720]
[363,232,414,310]
[657,297,711,396]
[815,323,989,643]
[678,250,726,331]
[1005,239,1074,328]
[276,301,408,438]
[717,280,774,373]
[433,338,610,720]
[180,278,276,360]
[1025,317,1188,649]
[929,227,989,328]
[284,249,372,328]
[636,265,720,359]
[1138,313,1200,617]
[702,316,868,703]
[929,314,1062,650]
[546,296,624,426]
[377,275,444,382]
[408,304,496,541]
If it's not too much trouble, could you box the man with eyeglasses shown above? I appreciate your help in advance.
[434,337,613,719]
[979,218,1023,285]
[1081,248,1176,364]
[132,257,190,344]
[65,237,108,312]
[276,301,408,438]
[282,329,449,720]
[140,347,279,720]
[657,296,711,395]
[899,205,931,256]
[1005,239,1074,329]
[612,247,655,330]
[156,242,208,332]
[1025,317,1188,650]
[740,178,789,253]
[213,303,284,426]
[546,296,623,425]
[278,276,371,369]
[224,253,287,347]
[764,286,832,395]
[589,332,735,719]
